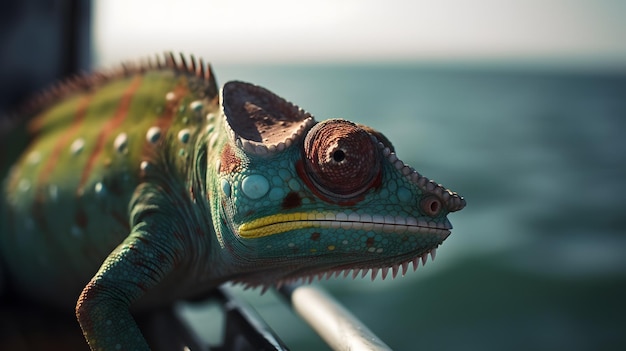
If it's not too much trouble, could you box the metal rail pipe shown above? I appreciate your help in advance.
[279,284,393,351]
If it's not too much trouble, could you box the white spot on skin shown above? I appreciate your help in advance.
[140,161,150,172]
[146,126,161,144]
[206,113,215,122]
[70,138,85,155]
[114,133,128,153]
[165,91,176,101]
[189,100,203,112]
[178,129,190,144]
[27,151,41,165]
[95,182,106,197]
[18,179,30,192]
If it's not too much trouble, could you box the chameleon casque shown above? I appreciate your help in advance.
[0,53,465,350]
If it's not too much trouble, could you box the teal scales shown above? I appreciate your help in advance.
[0,53,465,350]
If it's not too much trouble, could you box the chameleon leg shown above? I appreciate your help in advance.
[75,222,180,351]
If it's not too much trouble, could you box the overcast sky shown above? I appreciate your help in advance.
[95,0,626,69]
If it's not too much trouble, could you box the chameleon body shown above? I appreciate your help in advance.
[0,53,465,350]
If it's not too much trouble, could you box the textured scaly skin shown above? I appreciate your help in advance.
[0,53,465,350]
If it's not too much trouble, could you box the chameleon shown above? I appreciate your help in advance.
[0,52,466,350]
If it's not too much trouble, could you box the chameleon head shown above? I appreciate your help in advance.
[213,81,466,286]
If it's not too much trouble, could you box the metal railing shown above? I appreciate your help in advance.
[158,283,393,351]
[278,284,393,351]
[176,283,393,351]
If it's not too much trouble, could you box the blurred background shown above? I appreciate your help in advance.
[2,0,626,350]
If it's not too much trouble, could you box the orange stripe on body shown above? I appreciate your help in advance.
[77,75,143,195]
[32,93,94,231]
[37,93,93,188]
[161,83,187,127]
[151,84,187,138]
[140,82,188,163]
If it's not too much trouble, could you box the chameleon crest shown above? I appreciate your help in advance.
[0,53,465,350]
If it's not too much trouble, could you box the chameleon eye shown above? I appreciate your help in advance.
[303,119,380,198]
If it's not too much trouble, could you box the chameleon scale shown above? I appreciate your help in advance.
[0,53,465,351]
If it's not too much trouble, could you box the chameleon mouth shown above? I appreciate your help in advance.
[238,212,451,239]
[234,247,440,292]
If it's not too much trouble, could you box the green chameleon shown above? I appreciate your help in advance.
[0,53,465,350]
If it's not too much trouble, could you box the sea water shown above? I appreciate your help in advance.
[184,63,626,351]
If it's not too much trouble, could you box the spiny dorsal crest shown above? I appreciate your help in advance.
[0,52,218,140]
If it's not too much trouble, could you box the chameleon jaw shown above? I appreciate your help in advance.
[237,212,452,239]
[233,246,441,293]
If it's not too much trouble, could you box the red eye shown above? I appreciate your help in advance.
[421,196,443,217]
[303,119,380,198]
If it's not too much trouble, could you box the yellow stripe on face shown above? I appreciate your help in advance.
[238,212,450,239]
[238,212,324,238]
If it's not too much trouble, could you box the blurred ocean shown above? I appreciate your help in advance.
[182,64,626,350]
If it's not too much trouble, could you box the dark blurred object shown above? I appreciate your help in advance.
[0,0,91,116]
[0,287,290,351]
